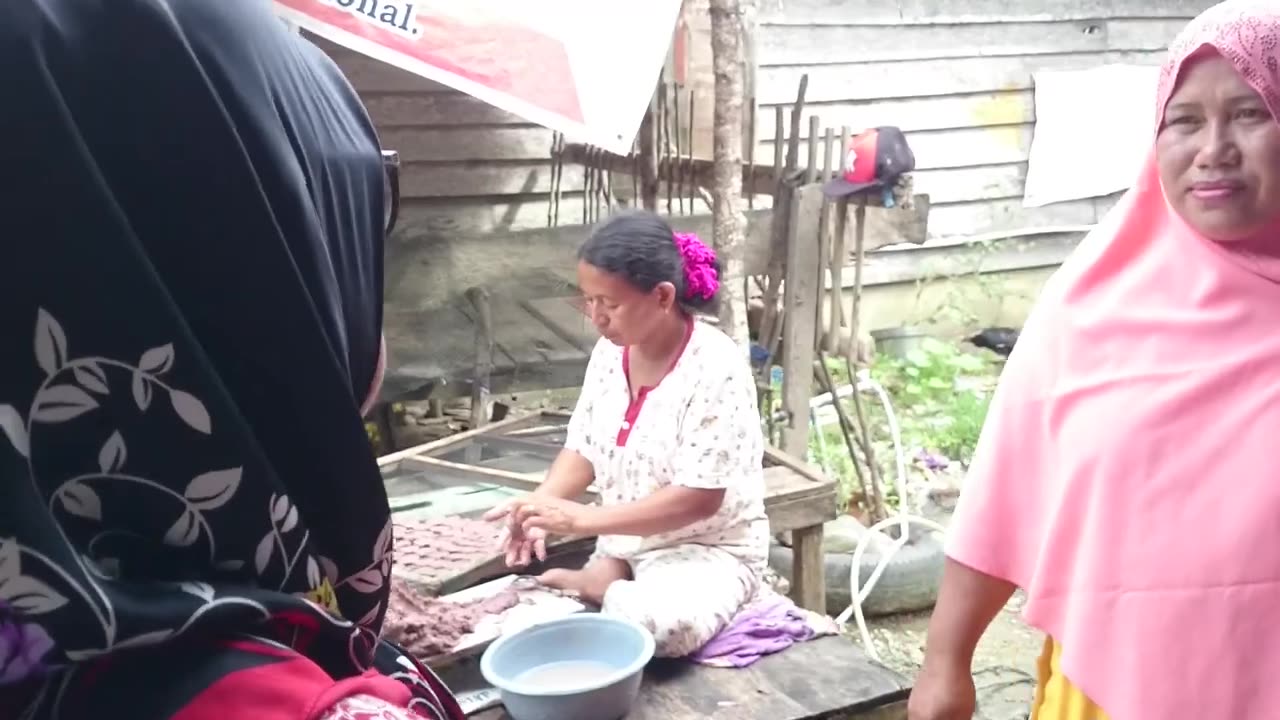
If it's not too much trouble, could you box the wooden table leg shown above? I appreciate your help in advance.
[374,403,397,454]
[791,523,827,614]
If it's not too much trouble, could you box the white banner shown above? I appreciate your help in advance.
[274,0,683,154]
[1023,64,1160,208]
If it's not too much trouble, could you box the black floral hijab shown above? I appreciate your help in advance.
[0,1,454,718]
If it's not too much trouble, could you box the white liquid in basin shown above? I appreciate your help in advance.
[515,660,617,691]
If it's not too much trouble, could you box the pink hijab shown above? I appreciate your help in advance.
[947,2,1280,718]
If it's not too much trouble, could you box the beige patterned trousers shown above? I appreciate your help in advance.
[600,544,761,658]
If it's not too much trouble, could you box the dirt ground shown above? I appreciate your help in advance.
[862,592,1041,720]
[855,485,1042,720]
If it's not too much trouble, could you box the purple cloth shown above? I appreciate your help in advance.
[689,596,818,668]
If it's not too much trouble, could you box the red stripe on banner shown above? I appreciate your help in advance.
[277,0,584,123]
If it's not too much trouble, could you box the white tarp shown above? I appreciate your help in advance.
[274,0,683,154]
[1023,64,1161,208]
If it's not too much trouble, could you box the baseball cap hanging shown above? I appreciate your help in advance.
[822,126,915,198]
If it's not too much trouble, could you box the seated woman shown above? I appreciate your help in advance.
[0,2,460,719]
[486,212,771,659]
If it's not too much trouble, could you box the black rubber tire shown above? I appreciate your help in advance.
[768,531,945,617]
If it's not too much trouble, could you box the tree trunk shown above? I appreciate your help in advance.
[708,0,750,349]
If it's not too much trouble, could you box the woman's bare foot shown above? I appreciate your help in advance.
[537,557,631,605]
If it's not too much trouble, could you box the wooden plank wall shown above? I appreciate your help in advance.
[307,35,576,238]
[752,0,1215,238]
[310,0,1214,242]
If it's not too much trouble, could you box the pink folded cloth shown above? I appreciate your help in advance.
[690,594,837,668]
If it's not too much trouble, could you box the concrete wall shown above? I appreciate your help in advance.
[826,228,1079,337]
[856,265,1056,336]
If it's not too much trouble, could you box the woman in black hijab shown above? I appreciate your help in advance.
[0,1,462,718]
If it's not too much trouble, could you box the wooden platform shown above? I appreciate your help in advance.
[379,411,839,612]
[441,635,909,720]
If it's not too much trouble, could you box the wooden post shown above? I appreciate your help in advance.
[817,126,835,352]
[465,287,494,431]
[780,184,824,458]
[846,195,887,523]
[791,524,827,614]
[805,116,820,184]
[465,287,494,465]
[374,403,397,455]
[638,93,660,211]
[780,180,827,614]
[757,76,808,379]
[709,0,750,349]
[828,127,852,353]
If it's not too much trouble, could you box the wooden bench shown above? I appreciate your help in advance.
[378,410,839,612]
[440,635,909,720]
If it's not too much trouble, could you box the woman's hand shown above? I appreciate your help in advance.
[502,524,547,568]
[908,559,1013,719]
[484,496,596,566]
[907,659,976,720]
[512,496,595,536]
[485,499,547,567]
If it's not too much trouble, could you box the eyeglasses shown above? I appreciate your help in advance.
[382,150,401,238]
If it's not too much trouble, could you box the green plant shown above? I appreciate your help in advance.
[802,339,996,519]
[761,331,998,518]
[870,337,993,462]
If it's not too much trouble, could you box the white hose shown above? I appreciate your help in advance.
[823,369,947,662]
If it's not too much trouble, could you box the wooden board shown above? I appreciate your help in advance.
[387,461,835,540]
[380,414,541,465]
[758,18,1186,65]
[780,185,824,458]
[382,413,838,534]
[762,124,1035,174]
[930,194,1118,240]
[757,0,1211,25]
[446,636,910,720]
[397,456,545,494]
[414,575,586,668]
[381,412,839,610]
[394,532,598,599]
[756,51,1167,105]
[755,91,1036,137]
[856,228,1086,287]
[911,165,1026,205]
[519,297,598,352]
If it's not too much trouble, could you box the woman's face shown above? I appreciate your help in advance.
[577,261,676,347]
[1156,54,1280,242]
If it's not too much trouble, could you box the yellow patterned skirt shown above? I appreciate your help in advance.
[1030,637,1110,719]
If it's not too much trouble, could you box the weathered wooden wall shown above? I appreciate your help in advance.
[307,34,576,239]
[749,0,1215,238]
[311,0,1214,242]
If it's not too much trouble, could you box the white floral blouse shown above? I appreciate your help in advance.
[564,319,770,570]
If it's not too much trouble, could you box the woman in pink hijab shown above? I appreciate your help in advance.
[908,2,1280,719]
